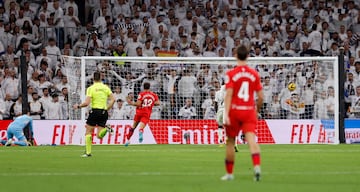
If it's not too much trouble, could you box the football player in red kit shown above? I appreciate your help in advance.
[125,82,160,146]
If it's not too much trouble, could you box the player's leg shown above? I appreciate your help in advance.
[12,129,29,146]
[83,124,95,157]
[221,125,239,181]
[137,117,149,143]
[97,111,111,139]
[216,109,225,145]
[82,110,98,157]
[5,126,15,146]
[234,136,239,152]
[125,119,139,146]
[243,123,261,181]
[127,121,139,140]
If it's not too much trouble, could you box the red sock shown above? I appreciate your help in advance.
[225,159,234,174]
[252,153,261,166]
[127,128,135,140]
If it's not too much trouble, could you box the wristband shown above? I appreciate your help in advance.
[78,104,81,109]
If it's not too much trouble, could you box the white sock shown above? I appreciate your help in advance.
[218,128,223,143]
[254,165,261,173]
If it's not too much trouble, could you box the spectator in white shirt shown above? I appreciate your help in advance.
[1,69,19,101]
[178,98,197,119]
[314,90,328,119]
[112,86,126,101]
[37,74,54,97]
[56,76,69,92]
[63,0,79,17]
[201,88,216,119]
[110,99,128,119]
[29,92,44,120]
[177,69,197,106]
[110,71,145,96]
[45,93,62,119]
[73,33,87,56]
[3,93,13,120]
[0,97,5,120]
[9,95,22,119]
[63,6,81,43]
[45,38,61,70]
[39,88,51,118]
[307,24,323,56]
[88,32,104,56]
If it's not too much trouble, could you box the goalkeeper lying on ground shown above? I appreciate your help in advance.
[1,114,34,146]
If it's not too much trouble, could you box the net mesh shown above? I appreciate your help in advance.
[62,56,338,144]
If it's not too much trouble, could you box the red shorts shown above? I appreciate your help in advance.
[134,113,151,124]
[225,109,257,138]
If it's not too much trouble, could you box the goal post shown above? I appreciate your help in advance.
[62,56,340,144]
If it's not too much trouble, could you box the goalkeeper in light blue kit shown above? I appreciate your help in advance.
[2,114,34,146]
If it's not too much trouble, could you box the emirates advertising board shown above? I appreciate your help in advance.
[0,120,359,145]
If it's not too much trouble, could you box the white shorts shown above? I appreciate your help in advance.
[216,108,224,126]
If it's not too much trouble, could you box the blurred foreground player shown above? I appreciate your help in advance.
[125,82,160,146]
[222,45,264,181]
[1,114,34,146]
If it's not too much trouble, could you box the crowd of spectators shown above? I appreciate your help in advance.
[0,0,360,120]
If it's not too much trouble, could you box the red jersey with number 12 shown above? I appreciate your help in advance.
[136,91,159,115]
[225,65,262,110]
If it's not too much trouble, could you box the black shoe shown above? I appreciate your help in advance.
[105,124,114,135]
[254,172,261,182]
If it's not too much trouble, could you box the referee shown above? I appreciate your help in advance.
[73,71,115,157]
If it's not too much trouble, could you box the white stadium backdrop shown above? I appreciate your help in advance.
[60,56,340,144]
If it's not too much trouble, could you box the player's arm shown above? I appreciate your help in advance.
[154,94,160,106]
[224,88,233,124]
[74,87,91,109]
[107,93,116,111]
[127,97,142,107]
[28,118,34,138]
[214,101,218,112]
[256,90,264,114]
[77,96,91,108]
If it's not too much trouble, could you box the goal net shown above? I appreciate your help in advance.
[62,56,339,144]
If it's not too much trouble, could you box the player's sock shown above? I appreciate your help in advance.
[98,128,107,138]
[252,153,261,166]
[225,159,234,174]
[127,128,135,140]
[139,129,144,143]
[85,134,92,155]
[14,141,27,146]
[218,127,223,143]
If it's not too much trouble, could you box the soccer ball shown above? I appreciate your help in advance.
[288,82,296,91]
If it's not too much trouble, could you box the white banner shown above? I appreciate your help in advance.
[32,120,156,145]
[0,119,351,145]
[266,120,335,144]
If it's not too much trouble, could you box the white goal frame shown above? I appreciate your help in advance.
[78,56,339,144]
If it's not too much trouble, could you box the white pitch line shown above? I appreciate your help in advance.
[1,148,360,153]
[0,171,359,177]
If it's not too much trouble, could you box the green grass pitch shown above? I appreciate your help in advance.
[1,144,359,192]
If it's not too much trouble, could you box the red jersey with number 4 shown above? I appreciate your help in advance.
[225,65,262,110]
[136,91,159,115]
